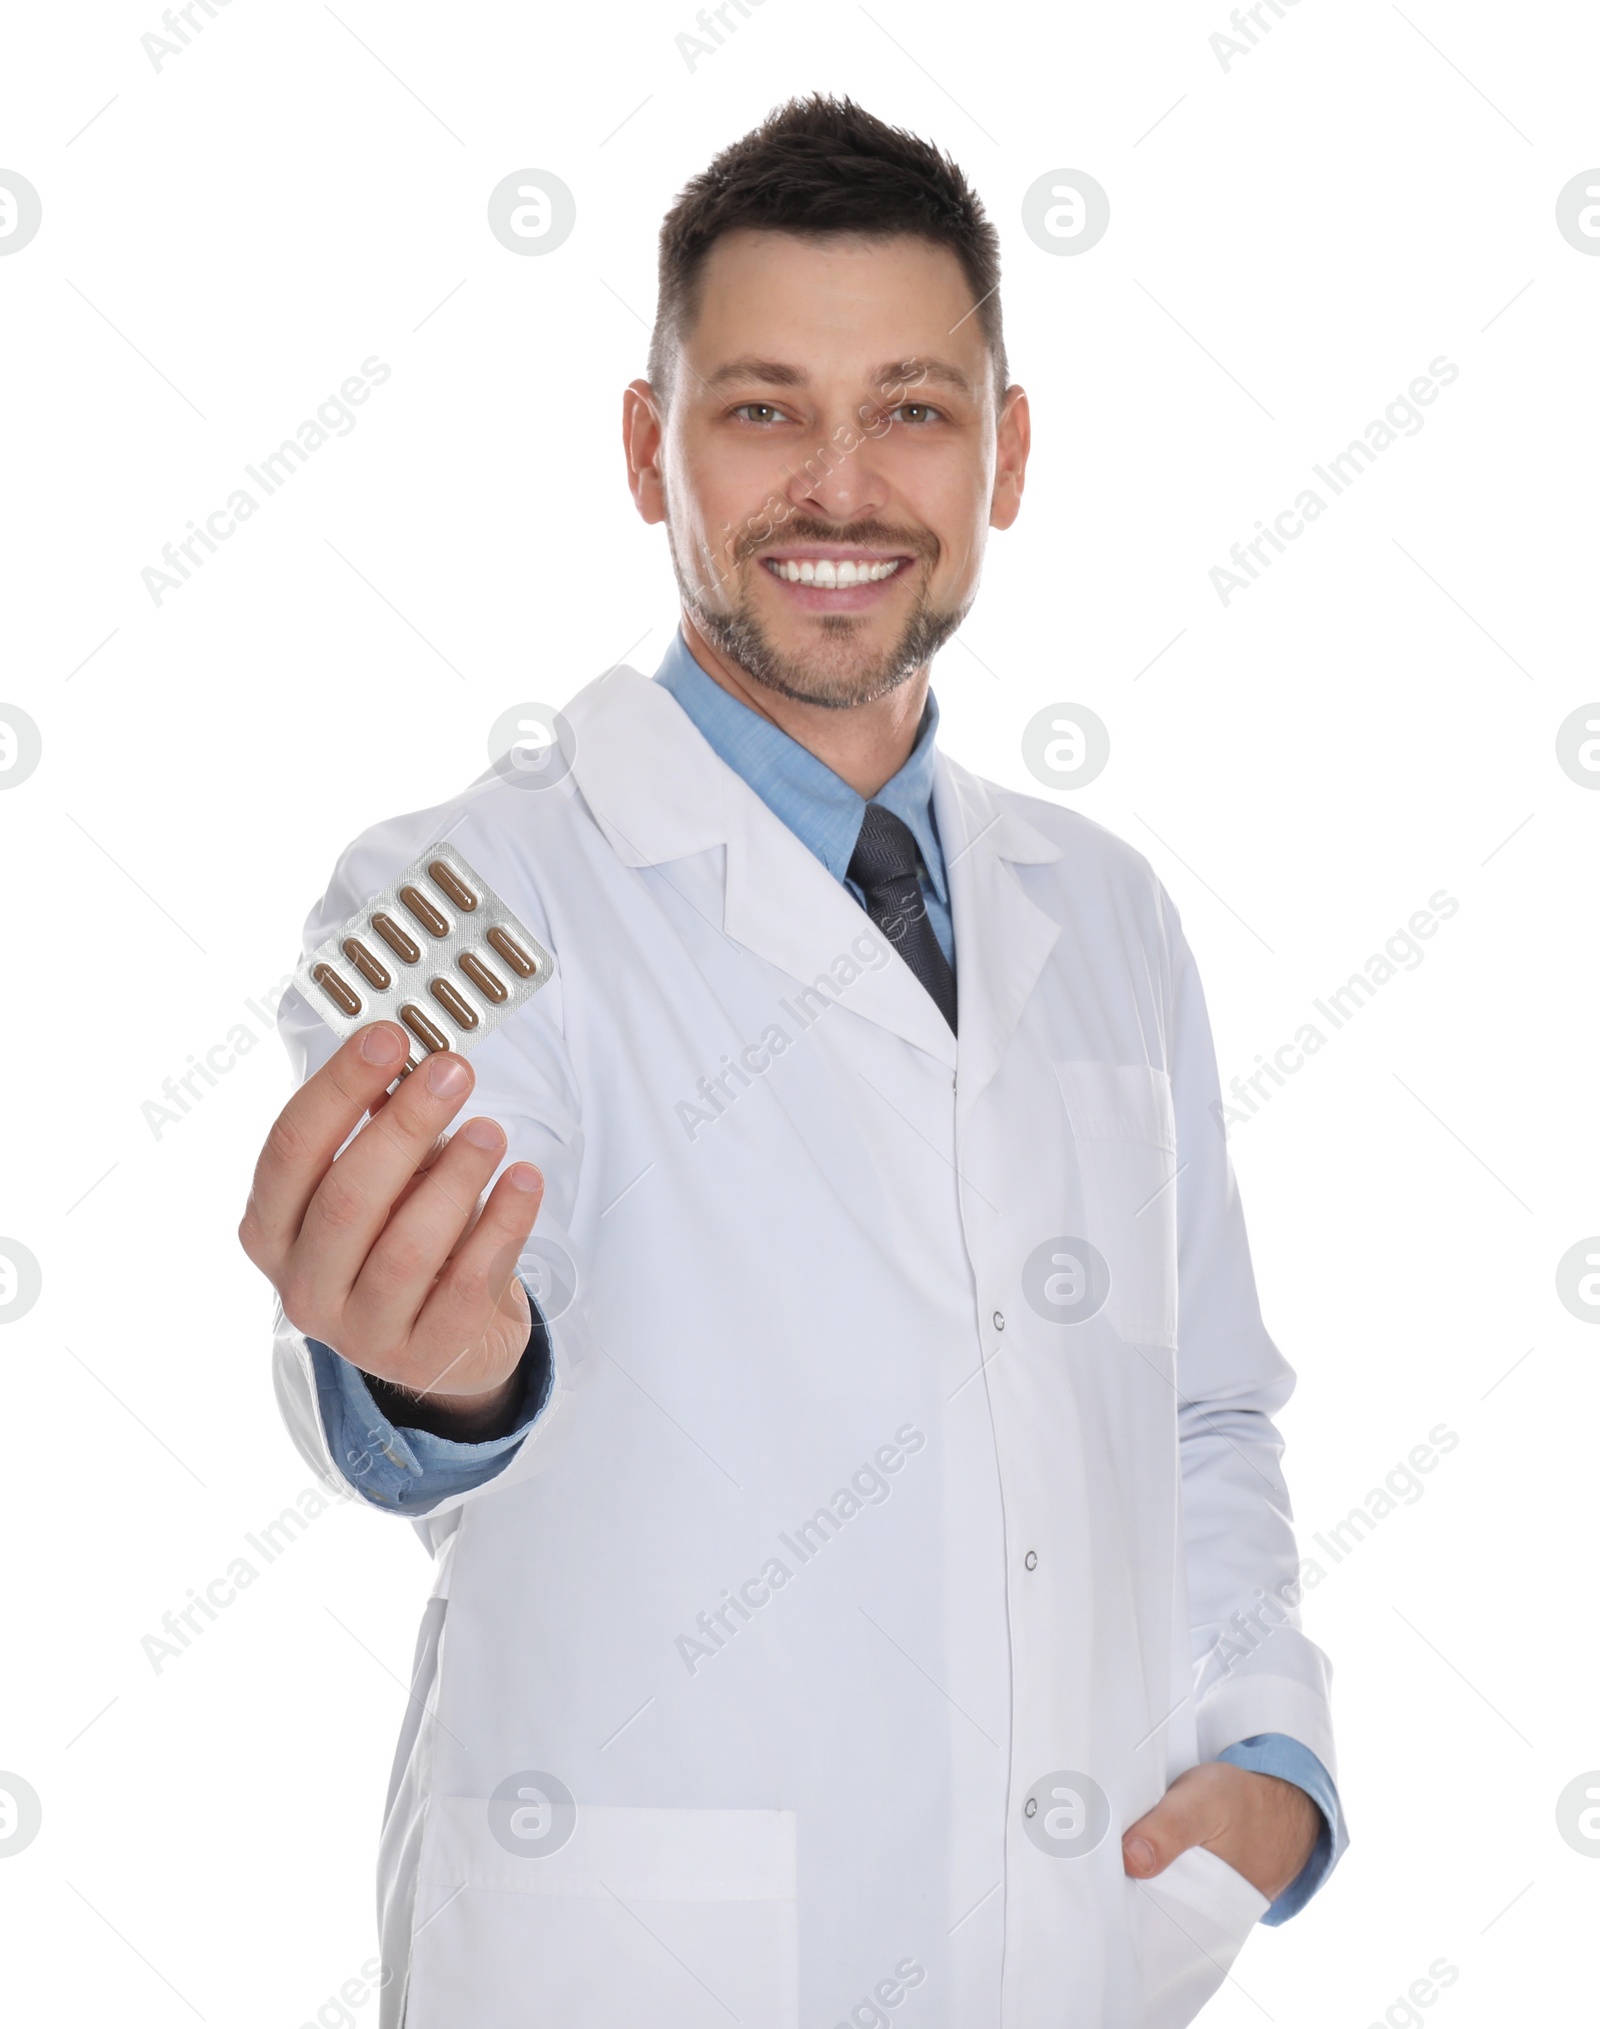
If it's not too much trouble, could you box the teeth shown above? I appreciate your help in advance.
[768,558,902,586]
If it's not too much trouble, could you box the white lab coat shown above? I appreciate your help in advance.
[273,663,1336,2029]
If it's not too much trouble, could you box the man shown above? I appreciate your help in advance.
[242,96,1344,2028]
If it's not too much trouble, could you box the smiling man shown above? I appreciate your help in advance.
[245,96,1344,2028]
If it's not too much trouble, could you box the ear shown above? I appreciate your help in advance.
[989,384,1030,532]
[623,378,667,526]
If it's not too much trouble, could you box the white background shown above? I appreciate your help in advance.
[2,0,1597,2022]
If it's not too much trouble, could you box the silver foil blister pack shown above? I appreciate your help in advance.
[295,841,551,1077]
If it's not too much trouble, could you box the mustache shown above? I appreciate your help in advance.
[737,517,939,568]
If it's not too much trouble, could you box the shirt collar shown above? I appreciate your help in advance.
[650,628,947,901]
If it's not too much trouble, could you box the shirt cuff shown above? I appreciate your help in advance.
[1215,1732,1347,1924]
[306,1281,552,1513]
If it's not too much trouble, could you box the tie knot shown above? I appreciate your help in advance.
[847,803,922,892]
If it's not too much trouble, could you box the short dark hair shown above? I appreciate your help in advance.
[649,94,1007,408]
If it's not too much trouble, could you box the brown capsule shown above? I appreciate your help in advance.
[428,860,478,911]
[341,937,391,990]
[429,977,479,1030]
[400,885,449,938]
[311,963,362,1017]
[398,1003,449,1054]
[458,950,508,1004]
[487,925,538,978]
[372,912,421,965]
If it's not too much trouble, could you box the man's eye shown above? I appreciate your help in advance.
[891,403,943,425]
[731,402,789,424]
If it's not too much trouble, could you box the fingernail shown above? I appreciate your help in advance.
[361,1024,405,1064]
[508,1164,542,1193]
[1125,1837,1155,1872]
[426,1055,470,1097]
[461,1118,502,1151]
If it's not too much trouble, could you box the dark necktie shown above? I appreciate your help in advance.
[846,802,958,1033]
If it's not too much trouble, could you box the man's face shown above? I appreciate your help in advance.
[628,230,1027,710]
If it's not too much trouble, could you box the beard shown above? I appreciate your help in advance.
[672,515,968,710]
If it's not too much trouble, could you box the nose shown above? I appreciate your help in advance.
[780,412,890,527]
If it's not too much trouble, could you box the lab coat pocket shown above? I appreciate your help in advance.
[1130,1844,1270,2029]
[1053,1060,1180,1351]
[407,1796,798,2029]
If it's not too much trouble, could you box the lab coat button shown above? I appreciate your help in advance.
[1023,1796,1038,1817]
[1024,1550,1038,1571]
[993,1310,1005,1331]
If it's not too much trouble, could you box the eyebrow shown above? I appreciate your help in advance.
[887,357,975,397]
[699,354,976,399]
[701,357,806,392]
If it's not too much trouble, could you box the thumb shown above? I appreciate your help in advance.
[1122,1767,1218,1881]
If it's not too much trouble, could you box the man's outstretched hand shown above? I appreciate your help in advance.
[1122,1762,1320,1903]
[238,1020,545,1441]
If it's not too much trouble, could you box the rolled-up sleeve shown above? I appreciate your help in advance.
[307,1285,553,1514]
[1217,1732,1347,1922]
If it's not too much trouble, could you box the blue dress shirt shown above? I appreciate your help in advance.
[654,630,957,969]
[306,626,1345,1920]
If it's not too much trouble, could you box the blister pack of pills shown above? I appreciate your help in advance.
[294,840,552,1078]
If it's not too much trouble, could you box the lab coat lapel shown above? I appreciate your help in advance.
[564,663,961,1068]
[722,791,960,1068]
[561,664,728,869]
[935,756,1063,1112]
